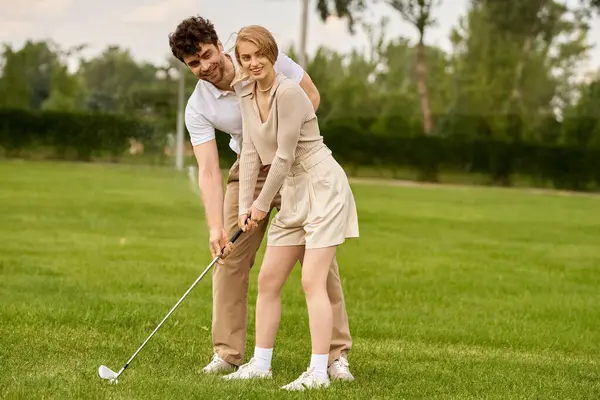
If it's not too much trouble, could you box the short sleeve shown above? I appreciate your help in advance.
[185,111,215,146]
[274,51,304,84]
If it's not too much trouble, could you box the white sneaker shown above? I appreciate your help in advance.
[202,354,235,374]
[328,353,355,381]
[222,358,272,380]
[281,367,330,391]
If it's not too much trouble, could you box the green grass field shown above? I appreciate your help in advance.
[1,159,600,399]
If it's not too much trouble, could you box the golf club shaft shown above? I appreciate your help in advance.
[117,255,220,375]
[116,227,245,377]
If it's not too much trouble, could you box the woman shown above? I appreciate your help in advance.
[222,25,359,391]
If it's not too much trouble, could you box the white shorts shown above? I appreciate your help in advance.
[268,145,359,249]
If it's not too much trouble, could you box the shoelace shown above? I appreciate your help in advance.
[240,358,258,370]
[334,357,349,368]
[231,358,257,376]
[295,372,318,388]
[207,354,223,367]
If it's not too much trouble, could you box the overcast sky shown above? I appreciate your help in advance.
[2,0,599,74]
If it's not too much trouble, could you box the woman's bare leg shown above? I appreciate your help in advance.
[280,245,338,390]
[224,244,304,379]
[255,245,304,349]
[302,246,337,373]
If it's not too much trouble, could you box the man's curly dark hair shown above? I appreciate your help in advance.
[169,16,219,62]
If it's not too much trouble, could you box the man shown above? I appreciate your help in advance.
[168,16,354,381]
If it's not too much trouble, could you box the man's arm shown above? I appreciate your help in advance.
[186,110,229,260]
[275,51,321,112]
[193,139,224,235]
[298,71,320,112]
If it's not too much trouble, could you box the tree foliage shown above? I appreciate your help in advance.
[1,0,600,189]
[385,0,441,135]
[316,0,366,32]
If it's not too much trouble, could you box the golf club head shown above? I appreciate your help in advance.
[98,365,119,384]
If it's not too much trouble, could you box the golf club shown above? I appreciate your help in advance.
[98,227,245,384]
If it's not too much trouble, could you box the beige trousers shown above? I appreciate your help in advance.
[211,158,353,366]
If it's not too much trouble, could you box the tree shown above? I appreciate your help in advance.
[386,0,441,135]
[0,45,31,109]
[42,43,87,112]
[42,64,86,112]
[316,0,366,33]
[375,35,452,125]
[561,77,600,146]
[0,40,61,110]
[304,45,382,123]
[79,46,157,112]
[448,0,590,141]
[587,0,600,12]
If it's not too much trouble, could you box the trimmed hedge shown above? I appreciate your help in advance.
[1,108,600,191]
[0,108,157,161]
[319,116,600,191]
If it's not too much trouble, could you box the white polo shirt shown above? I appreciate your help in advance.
[185,50,304,154]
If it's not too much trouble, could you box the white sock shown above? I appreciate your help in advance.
[253,347,273,371]
[310,354,329,379]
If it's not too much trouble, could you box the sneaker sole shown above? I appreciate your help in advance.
[329,375,354,381]
[202,366,236,374]
[223,374,272,380]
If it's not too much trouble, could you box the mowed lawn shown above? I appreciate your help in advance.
[1,159,600,400]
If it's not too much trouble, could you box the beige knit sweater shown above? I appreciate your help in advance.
[238,73,323,215]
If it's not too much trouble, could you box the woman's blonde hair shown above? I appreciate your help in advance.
[234,25,278,66]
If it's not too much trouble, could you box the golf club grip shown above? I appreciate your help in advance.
[230,228,243,244]
[228,216,249,245]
